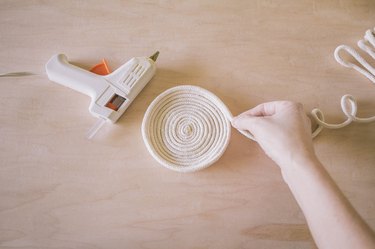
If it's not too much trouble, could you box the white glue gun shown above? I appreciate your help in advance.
[45,51,159,138]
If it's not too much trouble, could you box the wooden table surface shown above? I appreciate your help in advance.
[1,1,374,248]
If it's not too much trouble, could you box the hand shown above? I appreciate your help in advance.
[232,101,316,169]
[233,102,375,248]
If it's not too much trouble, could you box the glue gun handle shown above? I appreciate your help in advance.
[45,54,107,98]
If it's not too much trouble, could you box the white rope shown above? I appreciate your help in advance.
[142,85,254,172]
[311,28,375,137]
[143,29,375,171]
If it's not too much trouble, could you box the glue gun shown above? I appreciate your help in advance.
[45,51,159,138]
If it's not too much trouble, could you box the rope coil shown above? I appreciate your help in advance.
[142,85,253,172]
[142,28,375,172]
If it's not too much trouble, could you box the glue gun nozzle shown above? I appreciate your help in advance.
[149,51,160,62]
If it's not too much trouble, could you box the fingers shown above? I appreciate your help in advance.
[232,101,303,131]
[236,101,284,119]
[243,102,277,117]
[237,101,302,117]
[231,114,258,131]
[232,102,281,131]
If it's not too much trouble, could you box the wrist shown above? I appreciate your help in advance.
[279,152,322,184]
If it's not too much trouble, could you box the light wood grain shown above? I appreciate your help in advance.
[1,1,374,248]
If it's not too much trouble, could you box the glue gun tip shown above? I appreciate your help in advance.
[149,51,160,62]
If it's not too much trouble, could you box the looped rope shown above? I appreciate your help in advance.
[311,28,375,137]
[142,85,254,172]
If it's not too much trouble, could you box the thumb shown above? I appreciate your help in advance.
[231,114,260,131]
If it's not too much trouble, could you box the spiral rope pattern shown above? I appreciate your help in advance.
[143,29,375,171]
[142,85,253,172]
